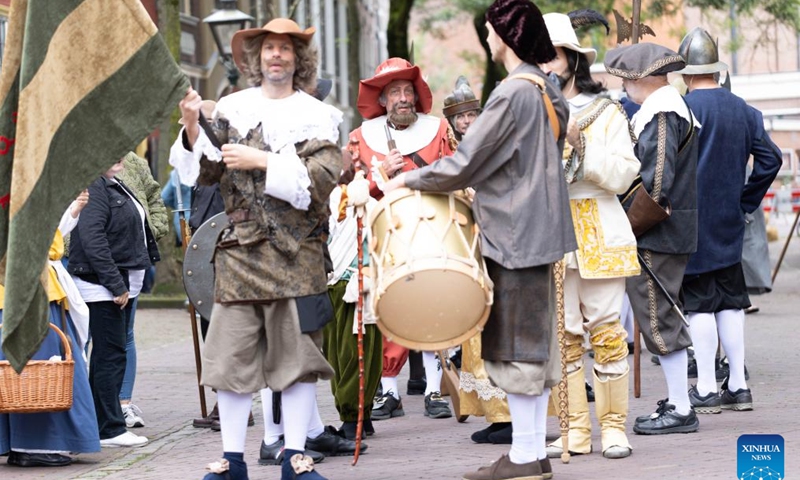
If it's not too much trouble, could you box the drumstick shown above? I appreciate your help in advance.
[381,124,398,180]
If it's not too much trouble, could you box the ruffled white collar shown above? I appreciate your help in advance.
[360,114,441,156]
[215,87,343,154]
[632,86,701,138]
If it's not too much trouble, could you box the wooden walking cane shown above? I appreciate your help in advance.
[175,171,207,418]
[351,163,367,466]
[553,260,570,464]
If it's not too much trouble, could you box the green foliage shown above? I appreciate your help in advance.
[688,0,800,30]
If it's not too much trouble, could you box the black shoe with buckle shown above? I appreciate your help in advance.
[424,391,452,419]
[259,438,325,466]
[633,408,699,435]
[338,421,365,440]
[7,451,72,467]
[688,385,721,414]
[306,426,365,456]
[371,392,404,421]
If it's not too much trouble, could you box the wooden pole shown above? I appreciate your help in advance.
[553,260,570,464]
[771,207,800,285]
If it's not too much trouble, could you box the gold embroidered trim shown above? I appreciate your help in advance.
[652,113,667,201]
[606,55,685,80]
[570,199,639,278]
[644,250,668,354]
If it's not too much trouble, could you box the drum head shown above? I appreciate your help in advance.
[183,212,228,319]
[376,262,491,351]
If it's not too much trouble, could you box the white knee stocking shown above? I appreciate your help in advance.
[507,393,537,464]
[423,351,442,396]
[308,394,325,438]
[658,349,690,415]
[217,390,252,453]
[533,388,550,460]
[717,309,747,391]
[688,312,719,395]
[260,388,283,445]
[281,382,317,452]
[381,377,400,400]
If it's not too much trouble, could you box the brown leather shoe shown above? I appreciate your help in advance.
[210,412,255,431]
[462,455,543,480]
[192,404,219,428]
[539,458,552,480]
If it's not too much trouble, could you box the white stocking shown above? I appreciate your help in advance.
[534,388,551,460]
[507,393,537,464]
[308,393,325,438]
[260,388,283,445]
[282,382,317,452]
[658,349,690,415]
[688,312,719,395]
[423,351,442,396]
[381,377,400,400]
[217,390,252,453]
[717,309,747,391]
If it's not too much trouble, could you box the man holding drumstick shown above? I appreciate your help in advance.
[383,0,575,478]
[348,57,457,423]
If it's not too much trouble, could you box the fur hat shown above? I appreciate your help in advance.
[485,0,556,65]
[604,43,685,80]
[357,58,433,120]
[231,18,315,72]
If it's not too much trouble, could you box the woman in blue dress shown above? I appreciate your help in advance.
[0,192,100,467]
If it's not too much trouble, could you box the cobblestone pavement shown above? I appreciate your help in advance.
[3,219,800,480]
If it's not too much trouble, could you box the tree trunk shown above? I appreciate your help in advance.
[387,0,414,60]
[473,10,506,106]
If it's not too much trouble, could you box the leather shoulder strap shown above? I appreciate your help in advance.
[506,73,560,141]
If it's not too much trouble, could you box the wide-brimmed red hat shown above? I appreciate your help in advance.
[357,58,433,119]
[231,18,315,72]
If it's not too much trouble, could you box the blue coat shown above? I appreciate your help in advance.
[684,89,782,275]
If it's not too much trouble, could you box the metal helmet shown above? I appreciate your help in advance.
[443,76,481,120]
[676,27,728,75]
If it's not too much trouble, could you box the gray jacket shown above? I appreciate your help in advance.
[405,63,577,269]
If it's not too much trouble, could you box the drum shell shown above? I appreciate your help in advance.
[369,188,492,350]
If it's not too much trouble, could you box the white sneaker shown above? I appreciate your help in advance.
[100,431,149,448]
[122,404,145,428]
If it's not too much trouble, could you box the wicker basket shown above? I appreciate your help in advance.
[0,322,75,413]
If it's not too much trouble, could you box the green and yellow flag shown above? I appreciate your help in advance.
[0,0,189,372]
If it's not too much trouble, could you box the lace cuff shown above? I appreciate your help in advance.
[169,126,223,187]
[265,151,312,210]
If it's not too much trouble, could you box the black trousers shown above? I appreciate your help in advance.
[88,300,133,439]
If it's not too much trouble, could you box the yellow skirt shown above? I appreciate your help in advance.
[459,334,511,422]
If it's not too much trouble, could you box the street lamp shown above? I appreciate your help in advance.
[203,0,254,89]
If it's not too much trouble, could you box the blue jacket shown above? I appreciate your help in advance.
[684,88,782,275]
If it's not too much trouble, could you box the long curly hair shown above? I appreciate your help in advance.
[567,50,606,95]
[240,34,318,94]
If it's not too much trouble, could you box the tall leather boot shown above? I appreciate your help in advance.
[593,366,632,459]
[546,365,592,457]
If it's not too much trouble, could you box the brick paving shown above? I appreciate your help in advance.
[3,220,800,480]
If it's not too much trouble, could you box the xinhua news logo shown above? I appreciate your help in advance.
[738,434,784,480]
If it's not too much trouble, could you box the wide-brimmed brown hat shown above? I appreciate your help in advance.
[357,58,433,119]
[231,18,315,72]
